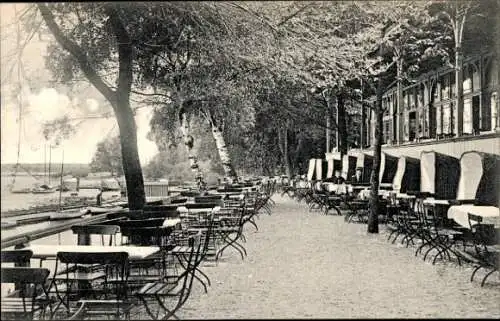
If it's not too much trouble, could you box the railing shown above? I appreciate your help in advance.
[0,212,119,249]
[121,181,170,198]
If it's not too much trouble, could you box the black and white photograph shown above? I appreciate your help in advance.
[1,1,499,319]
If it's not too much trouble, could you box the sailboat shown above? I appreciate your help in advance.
[50,149,85,221]
[31,144,56,194]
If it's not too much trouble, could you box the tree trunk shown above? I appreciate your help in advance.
[396,59,403,144]
[179,106,204,187]
[337,92,348,156]
[454,45,464,137]
[278,125,292,177]
[326,96,331,153]
[293,135,304,174]
[114,101,146,210]
[209,114,238,180]
[367,79,384,234]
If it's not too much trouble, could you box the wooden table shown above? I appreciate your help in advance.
[25,245,161,260]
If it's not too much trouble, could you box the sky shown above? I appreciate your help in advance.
[0,3,158,165]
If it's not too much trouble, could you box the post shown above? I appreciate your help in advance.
[77,233,91,245]
[48,145,52,186]
[326,102,331,153]
[359,82,364,149]
[335,96,339,151]
[396,60,403,144]
[454,5,466,137]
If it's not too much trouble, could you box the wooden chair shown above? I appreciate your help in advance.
[194,195,223,204]
[135,232,203,320]
[1,267,52,320]
[50,251,130,319]
[71,224,120,246]
[170,198,188,205]
[467,213,499,286]
[1,249,32,266]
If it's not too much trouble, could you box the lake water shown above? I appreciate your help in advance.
[1,176,121,212]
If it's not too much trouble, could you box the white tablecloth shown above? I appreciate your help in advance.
[396,193,416,199]
[163,218,182,227]
[423,198,451,206]
[26,245,161,260]
[447,205,500,228]
[323,183,352,194]
[177,206,221,213]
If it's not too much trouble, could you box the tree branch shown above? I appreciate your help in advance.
[104,4,133,103]
[37,3,116,102]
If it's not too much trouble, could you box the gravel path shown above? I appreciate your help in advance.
[157,195,499,319]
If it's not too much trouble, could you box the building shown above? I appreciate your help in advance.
[361,51,499,157]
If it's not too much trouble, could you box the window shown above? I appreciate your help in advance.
[463,98,472,134]
[383,120,391,144]
[450,73,456,98]
[435,82,441,102]
[463,65,472,94]
[442,103,451,134]
[441,75,450,100]
[492,92,498,130]
[436,105,442,135]
[472,65,480,92]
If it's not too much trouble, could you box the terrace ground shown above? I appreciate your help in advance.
[136,194,500,319]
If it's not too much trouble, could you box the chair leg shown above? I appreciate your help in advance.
[480,268,498,287]
[471,265,482,282]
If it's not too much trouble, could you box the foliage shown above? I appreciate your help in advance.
[89,135,123,176]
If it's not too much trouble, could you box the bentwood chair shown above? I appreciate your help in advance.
[1,267,52,320]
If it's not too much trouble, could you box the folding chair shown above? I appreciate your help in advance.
[467,213,499,286]
[71,224,120,246]
[136,232,203,320]
[49,251,131,319]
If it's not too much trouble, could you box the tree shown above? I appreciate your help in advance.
[427,0,498,136]
[138,4,274,182]
[35,3,146,209]
[89,135,123,176]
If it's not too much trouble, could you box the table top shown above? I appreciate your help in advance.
[177,206,220,213]
[163,218,182,227]
[395,193,416,199]
[423,198,450,206]
[25,245,161,260]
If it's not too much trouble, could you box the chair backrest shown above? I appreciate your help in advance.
[180,191,200,197]
[119,218,166,228]
[1,267,50,285]
[55,251,129,306]
[1,267,51,312]
[194,195,222,204]
[71,224,120,236]
[0,250,33,266]
[467,213,483,228]
[127,210,149,220]
[467,212,497,246]
[57,251,129,266]
[178,232,203,305]
[143,204,179,212]
[143,208,180,219]
[170,198,188,204]
[185,202,218,209]
[121,226,173,247]
[71,224,120,246]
